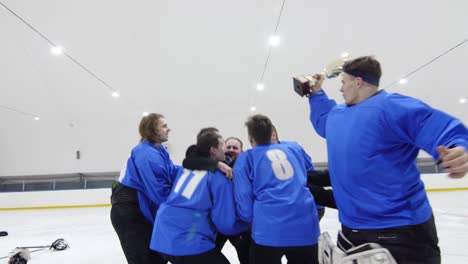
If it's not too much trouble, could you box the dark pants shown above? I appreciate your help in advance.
[308,184,337,209]
[216,232,251,264]
[339,215,440,264]
[317,207,325,221]
[250,241,318,264]
[161,248,230,264]
[110,185,167,264]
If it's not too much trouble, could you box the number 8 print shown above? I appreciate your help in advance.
[266,149,294,180]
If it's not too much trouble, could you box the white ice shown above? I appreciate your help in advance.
[1,191,467,263]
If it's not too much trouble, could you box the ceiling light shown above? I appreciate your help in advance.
[256,83,265,91]
[111,91,120,98]
[143,112,149,116]
[50,46,64,55]
[34,117,40,121]
[250,106,256,112]
[459,97,467,104]
[269,35,280,46]
[399,79,408,84]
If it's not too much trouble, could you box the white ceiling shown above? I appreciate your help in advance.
[0,0,467,175]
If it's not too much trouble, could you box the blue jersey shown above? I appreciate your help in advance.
[309,90,468,229]
[151,168,248,256]
[119,140,181,222]
[233,143,320,247]
[279,140,315,172]
[279,140,323,209]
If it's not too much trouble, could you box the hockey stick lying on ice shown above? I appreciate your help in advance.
[0,238,69,260]
[15,238,69,250]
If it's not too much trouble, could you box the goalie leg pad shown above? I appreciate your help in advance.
[320,231,398,264]
[339,231,397,264]
[337,230,354,251]
[342,244,397,264]
[318,232,347,264]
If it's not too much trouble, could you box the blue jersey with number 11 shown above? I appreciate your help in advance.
[151,168,248,256]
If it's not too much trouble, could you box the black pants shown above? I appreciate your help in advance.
[317,208,325,221]
[339,215,440,264]
[216,232,251,264]
[162,248,230,264]
[308,184,337,209]
[250,241,318,264]
[110,184,167,264]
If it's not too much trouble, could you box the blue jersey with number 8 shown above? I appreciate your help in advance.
[233,143,320,247]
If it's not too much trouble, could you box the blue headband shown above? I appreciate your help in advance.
[344,69,380,86]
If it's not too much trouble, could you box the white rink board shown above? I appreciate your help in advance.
[1,173,467,209]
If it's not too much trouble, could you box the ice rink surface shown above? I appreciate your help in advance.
[1,190,467,263]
